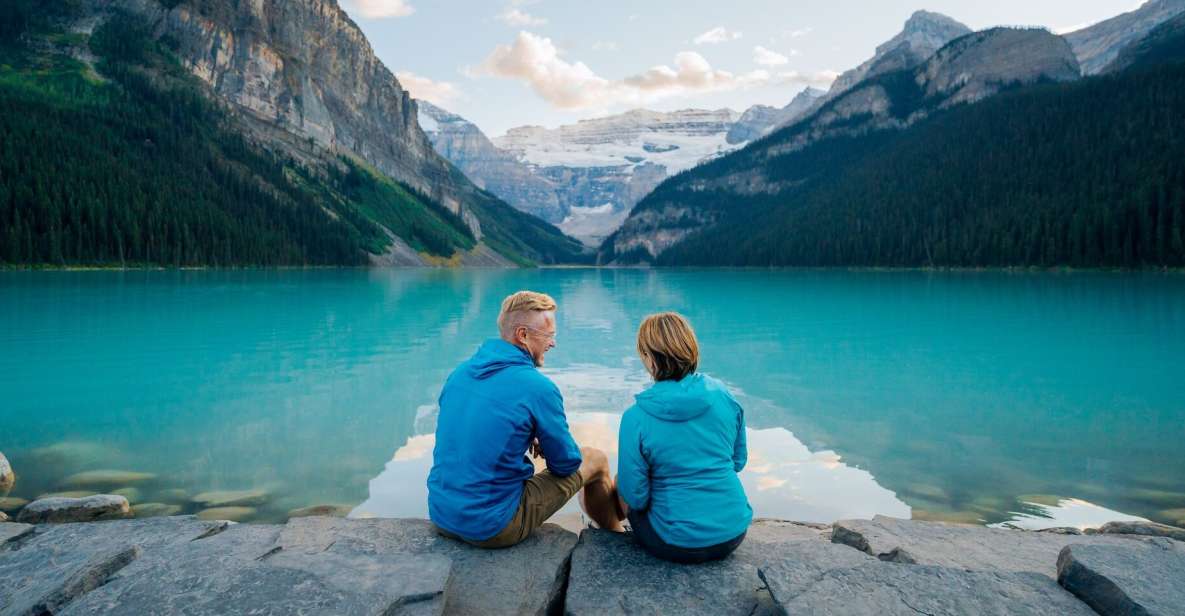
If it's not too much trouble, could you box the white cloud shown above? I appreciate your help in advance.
[694,27,742,45]
[753,46,790,66]
[773,69,839,88]
[351,0,414,18]
[591,40,619,52]
[477,31,780,110]
[396,71,460,106]
[499,7,547,27]
[787,27,813,39]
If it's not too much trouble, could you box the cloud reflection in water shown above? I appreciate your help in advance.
[353,364,910,522]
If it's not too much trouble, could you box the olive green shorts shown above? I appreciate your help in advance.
[438,469,585,549]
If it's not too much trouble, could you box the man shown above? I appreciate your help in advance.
[428,291,622,548]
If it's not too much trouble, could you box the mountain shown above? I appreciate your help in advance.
[0,0,584,267]
[726,87,825,145]
[417,101,564,224]
[1104,11,1185,74]
[824,11,972,101]
[1066,0,1185,75]
[600,28,1084,263]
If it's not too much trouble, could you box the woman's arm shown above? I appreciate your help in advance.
[616,409,651,511]
[731,397,748,473]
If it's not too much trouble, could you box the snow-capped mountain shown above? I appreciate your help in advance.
[420,103,817,246]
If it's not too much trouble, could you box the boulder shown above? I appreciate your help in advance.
[833,515,1149,578]
[58,523,452,616]
[37,491,98,500]
[1,522,34,545]
[132,503,182,518]
[0,517,225,615]
[565,520,825,616]
[111,488,143,504]
[277,516,577,615]
[16,495,132,524]
[191,489,269,508]
[0,451,13,491]
[0,497,29,513]
[154,489,190,504]
[196,506,257,522]
[1057,539,1185,616]
[1096,520,1185,542]
[61,470,156,489]
[287,504,353,519]
[760,540,1095,615]
[0,511,7,522]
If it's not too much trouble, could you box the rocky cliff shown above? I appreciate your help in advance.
[825,10,972,102]
[418,102,564,224]
[726,87,825,145]
[75,0,583,265]
[1067,0,1185,75]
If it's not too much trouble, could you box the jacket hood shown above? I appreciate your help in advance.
[468,338,535,379]
[634,373,713,421]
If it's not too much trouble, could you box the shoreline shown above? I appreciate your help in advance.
[4,264,1185,273]
[2,512,1182,614]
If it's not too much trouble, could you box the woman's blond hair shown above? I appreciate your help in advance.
[637,312,699,382]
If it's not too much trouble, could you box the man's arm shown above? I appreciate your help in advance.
[533,383,583,476]
[617,410,651,511]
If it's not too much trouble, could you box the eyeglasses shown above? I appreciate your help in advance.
[522,326,557,342]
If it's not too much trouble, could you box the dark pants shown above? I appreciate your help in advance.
[627,509,746,564]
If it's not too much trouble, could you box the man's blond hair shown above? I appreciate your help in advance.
[637,312,699,381]
[498,291,558,337]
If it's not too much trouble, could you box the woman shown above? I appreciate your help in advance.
[616,312,752,563]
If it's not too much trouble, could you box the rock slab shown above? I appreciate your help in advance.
[0,523,34,546]
[277,516,578,616]
[16,495,131,524]
[60,523,452,616]
[565,520,825,616]
[833,515,1148,579]
[1057,539,1185,616]
[0,517,224,616]
[760,540,1095,615]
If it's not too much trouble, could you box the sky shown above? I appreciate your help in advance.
[341,0,1147,137]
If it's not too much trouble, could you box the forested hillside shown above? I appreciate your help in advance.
[613,29,1185,268]
[0,2,584,267]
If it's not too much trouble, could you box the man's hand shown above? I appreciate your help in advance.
[530,438,546,460]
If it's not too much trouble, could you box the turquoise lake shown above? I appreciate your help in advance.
[1,269,1183,529]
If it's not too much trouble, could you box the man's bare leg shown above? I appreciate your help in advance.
[577,446,625,532]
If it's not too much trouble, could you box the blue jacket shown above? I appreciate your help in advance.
[428,339,582,540]
[618,373,753,548]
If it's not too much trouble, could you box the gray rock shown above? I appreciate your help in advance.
[0,452,13,492]
[287,504,353,519]
[566,530,762,616]
[61,470,156,489]
[191,489,269,508]
[1,523,34,546]
[833,515,1148,579]
[760,540,1096,615]
[277,516,576,615]
[0,517,224,615]
[60,523,452,616]
[1096,520,1185,542]
[1057,539,1185,616]
[16,495,131,524]
[565,520,827,616]
[131,503,182,518]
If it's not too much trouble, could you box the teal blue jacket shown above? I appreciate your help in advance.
[618,373,753,548]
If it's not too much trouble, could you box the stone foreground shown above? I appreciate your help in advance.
[1,515,1182,615]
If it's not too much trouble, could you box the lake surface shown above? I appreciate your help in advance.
[2,269,1183,529]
